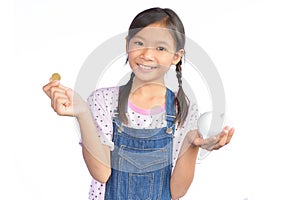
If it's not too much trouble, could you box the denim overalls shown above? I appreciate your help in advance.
[104,88,175,200]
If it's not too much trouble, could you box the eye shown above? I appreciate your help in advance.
[134,41,144,46]
[157,46,167,51]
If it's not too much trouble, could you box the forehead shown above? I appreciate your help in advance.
[133,24,175,46]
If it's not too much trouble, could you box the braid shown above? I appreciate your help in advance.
[176,60,183,87]
[175,59,189,127]
[117,72,135,124]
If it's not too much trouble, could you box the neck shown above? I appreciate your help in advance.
[131,78,166,97]
[129,79,167,109]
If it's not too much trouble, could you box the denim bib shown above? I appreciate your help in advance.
[104,88,175,200]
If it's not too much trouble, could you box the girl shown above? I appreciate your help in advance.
[43,7,234,200]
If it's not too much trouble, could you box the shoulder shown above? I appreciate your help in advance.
[87,86,120,114]
[87,86,120,104]
[87,86,119,101]
[180,101,199,128]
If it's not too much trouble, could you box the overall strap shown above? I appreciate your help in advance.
[165,88,176,134]
[112,85,124,133]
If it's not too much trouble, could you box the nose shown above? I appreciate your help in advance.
[140,47,155,60]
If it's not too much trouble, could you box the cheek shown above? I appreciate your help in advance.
[127,56,137,69]
[161,65,171,73]
[127,51,139,62]
[162,57,176,67]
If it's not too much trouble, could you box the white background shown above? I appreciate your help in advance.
[2,0,300,199]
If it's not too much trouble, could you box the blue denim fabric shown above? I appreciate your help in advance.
[105,88,175,200]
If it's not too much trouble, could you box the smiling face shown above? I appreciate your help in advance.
[127,22,184,86]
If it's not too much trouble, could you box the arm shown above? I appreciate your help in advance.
[77,111,111,183]
[43,80,111,183]
[170,132,199,200]
[170,130,199,200]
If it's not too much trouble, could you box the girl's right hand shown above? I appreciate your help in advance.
[42,80,88,117]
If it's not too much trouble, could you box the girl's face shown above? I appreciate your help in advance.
[127,22,183,85]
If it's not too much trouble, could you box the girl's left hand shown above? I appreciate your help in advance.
[192,126,235,151]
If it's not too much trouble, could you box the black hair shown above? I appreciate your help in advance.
[118,7,189,127]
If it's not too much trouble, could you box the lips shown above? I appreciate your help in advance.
[137,64,158,71]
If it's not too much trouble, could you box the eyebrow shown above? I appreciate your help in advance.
[132,35,174,49]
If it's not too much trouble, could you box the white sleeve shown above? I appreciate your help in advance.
[86,88,118,151]
[172,102,199,163]
[182,102,199,132]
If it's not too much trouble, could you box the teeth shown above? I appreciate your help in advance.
[139,64,156,70]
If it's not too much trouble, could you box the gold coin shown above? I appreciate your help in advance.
[51,73,61,81]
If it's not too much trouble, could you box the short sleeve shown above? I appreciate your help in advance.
[181,102,199,131]
[85,87,119,151]
[172,102,199,163]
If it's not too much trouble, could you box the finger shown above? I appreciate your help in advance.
[55,82,71,91]
[225,127,235,145]
[215,127,228,141]
[57,84,74,105]
[213,134,230,150]
[212,141,225,150]
[219,127,230,146]
[42,80,60,97]
[203,126,235,150]
[56,99,73,116]
[50,86,66,98]
[49,84,73,105]
[217,126,234,147]
[53,94,72,116]
[209,127,229,150]
[65,88,74,104]
[50,87,68,108]
[52,89,70,108]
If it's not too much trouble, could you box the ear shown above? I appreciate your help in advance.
[172,49,184,65]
